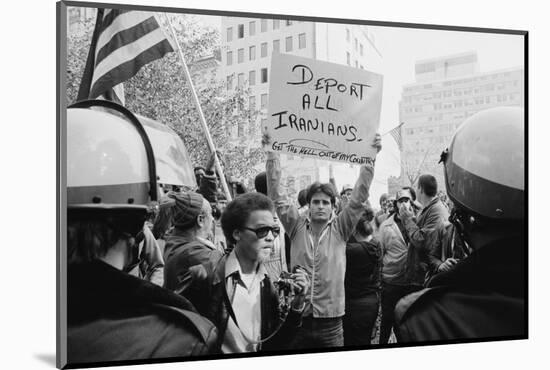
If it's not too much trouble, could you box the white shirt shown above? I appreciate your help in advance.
[221,251,267,353]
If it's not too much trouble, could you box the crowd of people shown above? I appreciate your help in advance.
[65,101,525,365]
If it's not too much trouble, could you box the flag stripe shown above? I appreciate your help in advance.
[90,39,173,99]
[95,16,159,67]
[96,11,153,61]
[77,9,173,104]
[99,9,129,31]
[389,123,404,150]
[91,27,170,87]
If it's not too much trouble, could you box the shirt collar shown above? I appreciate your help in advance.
[224,250,268,281]
[196,236,218,250]
[421,197,439,214]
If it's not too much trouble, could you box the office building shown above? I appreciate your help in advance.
[398,51,524,190]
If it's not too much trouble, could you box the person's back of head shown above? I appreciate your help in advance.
[355,206,375,238]
[152,194,176,239]
[418,174,438,198]
[298,188,308,208]
[172,191,213,239]
[254,171,267,195]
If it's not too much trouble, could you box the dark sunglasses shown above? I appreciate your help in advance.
[242,226,280,239]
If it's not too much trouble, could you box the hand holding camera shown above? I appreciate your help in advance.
[275,265,310,312]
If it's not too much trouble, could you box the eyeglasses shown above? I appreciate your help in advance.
[242,226,280,239]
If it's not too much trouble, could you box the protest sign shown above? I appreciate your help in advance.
[266,53,383,165]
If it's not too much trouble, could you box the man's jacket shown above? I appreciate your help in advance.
[67,260,218,366]
[379,214,410,285]
[180,253,303,352]
[163,231,224,313]
[266,153,372,318]
[395,236,525,342]
[402,198,449,285]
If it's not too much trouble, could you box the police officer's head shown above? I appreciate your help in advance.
[66,100,160,268]
[441,107,525,251]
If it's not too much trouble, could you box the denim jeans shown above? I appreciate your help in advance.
[290,316,344,349]
[343,292,379,346]
[379,283,422,344]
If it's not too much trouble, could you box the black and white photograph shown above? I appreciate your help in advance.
[52,0,533,368]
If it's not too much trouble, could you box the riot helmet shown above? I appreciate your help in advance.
[67,100,159,234]
[441,107,524,246]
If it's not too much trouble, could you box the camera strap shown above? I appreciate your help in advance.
[223,278,290,346]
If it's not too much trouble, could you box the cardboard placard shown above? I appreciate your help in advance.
[266,53,383,165]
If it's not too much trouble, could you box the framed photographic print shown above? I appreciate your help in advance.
[57,0,527,368]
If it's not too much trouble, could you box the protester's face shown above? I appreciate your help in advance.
[397,198,411,213]
[386,200,395,213]
[343,189,352,198]
[309,192,333,222]
[235,210,277,263]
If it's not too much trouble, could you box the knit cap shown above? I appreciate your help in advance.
[172,191,204,230]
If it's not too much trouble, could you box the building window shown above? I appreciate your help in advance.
[226,27,233,42]
[286,20,293,26]
[249,95,256,110]
[238,24,244,38]
[226,75,233,90]
[226,51,233,66]
[261,19,267,32]
[249,70,256,86]
[249,21,255,36]
[261,93,268,109]
[354,38,358,51]
[249,45,256,61]
[298,33,306,49]
[273,19,280,29]
[273,39,280,52]
[237,48,244,63]
[261,118,267,129]
[237,73,245,88]
[360,43,364,56]
[346,28,350,42]
[261,68,268,83]
[285,36,293,52]
[261,42,268,58]
[346,52,350,65]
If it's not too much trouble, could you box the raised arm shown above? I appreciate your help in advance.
[263,133,300,236]
[335,133,381,241]
[400,204,448,253]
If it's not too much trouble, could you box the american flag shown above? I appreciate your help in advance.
[388,122,405,150]
[76,9,174,105]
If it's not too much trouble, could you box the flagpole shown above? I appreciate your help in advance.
[164,14,233,202]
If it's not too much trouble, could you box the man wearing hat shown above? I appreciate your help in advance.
[163,191,224,312]
[378,188,423,344]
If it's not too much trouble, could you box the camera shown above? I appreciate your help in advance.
[275,271,295,295]
[274,265,305,295]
